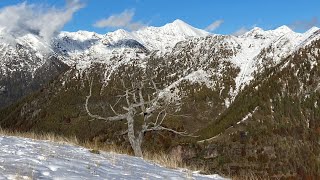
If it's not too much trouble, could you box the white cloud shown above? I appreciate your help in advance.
[205,20,224,32]
[93,9,145,31]
[289,17,319,31]
[0,0,84,42]
[233,27,250,36]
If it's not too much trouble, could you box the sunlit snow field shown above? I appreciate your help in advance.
[0,136,226,180]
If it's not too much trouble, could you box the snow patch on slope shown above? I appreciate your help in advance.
[0,136,225,180]
[230,25,320,96]
[237,107,258,125]
[159,69,213,101]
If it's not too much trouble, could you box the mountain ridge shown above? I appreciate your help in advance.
[1,19,320,110]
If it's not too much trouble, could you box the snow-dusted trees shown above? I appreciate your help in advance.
[85,77,189,157]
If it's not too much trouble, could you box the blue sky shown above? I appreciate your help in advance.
[0,0,320,34]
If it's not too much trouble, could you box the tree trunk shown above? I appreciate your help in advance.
[132,141,143,157]
[127,114,143,157]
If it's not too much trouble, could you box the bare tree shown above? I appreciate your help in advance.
[85,77,190,157]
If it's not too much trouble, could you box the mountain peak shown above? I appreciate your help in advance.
[161,19,209,37]
[103,29,134,45]
[305,26,320,34]
[242,26,296,38]
[59,30,102,42]
[123,19,209,52]
[109,29,131,37]
[242,27,265,37]
[163,19,193,29]
[171,19,189,26]
[272,25,293,35]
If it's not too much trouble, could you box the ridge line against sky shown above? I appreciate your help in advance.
[0,0,319,36]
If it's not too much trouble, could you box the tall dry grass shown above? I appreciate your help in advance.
[143,151,208,173]
[0,128,79,145]
[0,128,129,154]
[231,172,281,180]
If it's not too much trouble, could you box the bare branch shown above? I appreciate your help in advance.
[123,106,130,111]
[167,113,192,118]
[113,96,122,107]
[138,86,146,113]
[125,90,131,107]
[154,109,166,126]
[147,94,151,103]
[117,129,128,135]
[132,92,138,104]
[157,111,167,127]
[107,114,128,121]
[144,125,198,137]
[151,79,160,93]
[131,100,156,109]
[109,104,119,115]
[85,78,127,122]
[121,79,126,89]
[144,107,196,137]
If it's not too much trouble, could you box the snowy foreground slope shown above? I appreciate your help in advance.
[0,136,226,180]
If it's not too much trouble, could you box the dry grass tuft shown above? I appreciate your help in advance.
[143,151,182,169]
[81,140,130,155]
[0,128,129,154]
[0,128,79,145]
[232,172,273,180]
[143,151,208,175]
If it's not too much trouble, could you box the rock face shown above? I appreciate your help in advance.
[1,20,320,178]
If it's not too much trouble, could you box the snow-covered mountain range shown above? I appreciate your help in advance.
[0,19,319,109]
